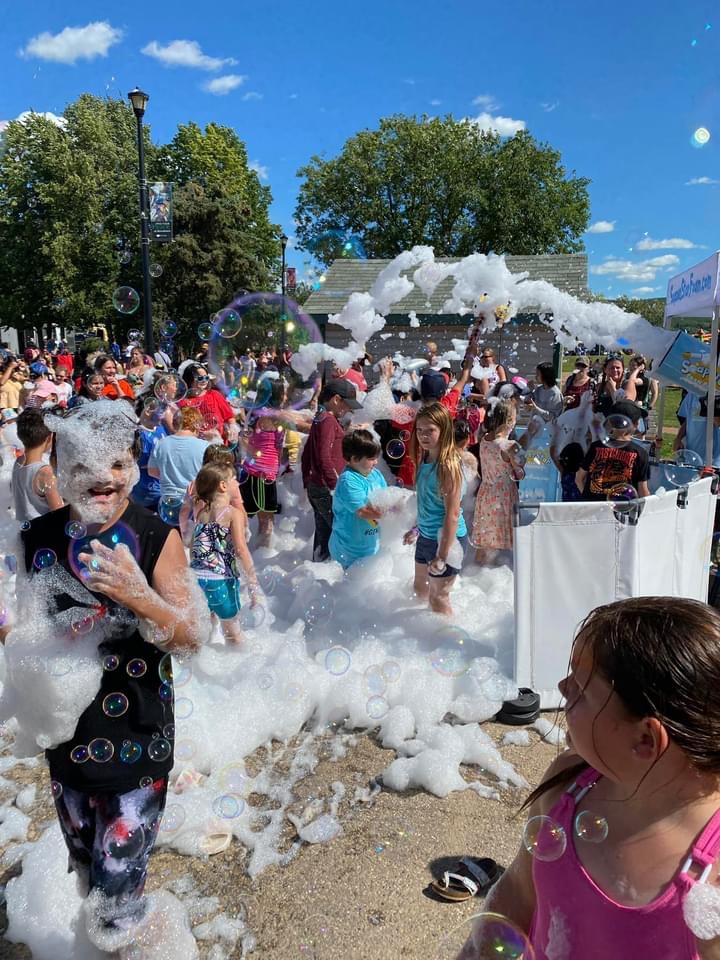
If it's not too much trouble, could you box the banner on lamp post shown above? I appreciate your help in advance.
[148,182,173,242]
[286,267,297,292]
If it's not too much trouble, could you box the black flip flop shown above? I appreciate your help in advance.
[429,857,503,902]
[495,688,541,726]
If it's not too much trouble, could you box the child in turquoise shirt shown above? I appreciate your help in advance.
[329,429,387,568]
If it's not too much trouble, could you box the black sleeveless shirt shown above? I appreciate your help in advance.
[21,501,175,793]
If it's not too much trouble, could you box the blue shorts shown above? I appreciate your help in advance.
[197,578,241,620]
[414,534,466,578]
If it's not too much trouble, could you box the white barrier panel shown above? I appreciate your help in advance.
[513,477,716,707]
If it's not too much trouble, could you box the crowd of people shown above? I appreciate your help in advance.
[2,328,718,959]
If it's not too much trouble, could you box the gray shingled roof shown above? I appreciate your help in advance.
[304,254,588,316]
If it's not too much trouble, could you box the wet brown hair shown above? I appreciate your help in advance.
[194,462,234,504]
[202,444,234,469]
[409,402,463,497]
[522,596,720,809]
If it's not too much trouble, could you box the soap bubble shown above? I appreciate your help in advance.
[692,126,711,148]
[366,695,390,720]
[127,329,141,342]
[175,697,193,720]
[257,568,283,595]
[88,738,114,762]
[173,660,192,688]
[601,414,634,443]
[158,653,173,684]
[430,630,472,678]
[112,286,140,315]
[399,429,411,442]
[386,439,406,460]
[119,741,142,764]
[607,483,638,503]
[574,810,609,843]
[310,229,367,262]
[50,780,63,800]
[104,822,145,859]
[175,740,196,762]
[127,658,147,678]
[213,794,244,819]
[20,521,31,532]
[68,521,140,581]
[160,804,186,833]
[381,660,401,683]
[103,654,120,671]
[70,614,95,636]
[363,665,386,696]
[434,912,534,959]
[102,692,129,717]
[148,737,172,762]
[325,646,352,676]
[33,548,56,570]
[218,762,248,794]
[65,520,86,539]
[239,604,266,629]
[118,250,133,265]
[522,816,567,861]
[139,776,153,788]
[154,373,187,403]
[70,745,89,764]
[160,321,177,338]
[149,263,163,278]
[197,322,213,341]
[158,682,172,702]
[305,591,334,626]
[666,448,703,487]
[217,308,242,338]
[158,496,183,526]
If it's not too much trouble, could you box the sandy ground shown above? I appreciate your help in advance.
[0,721,560,960]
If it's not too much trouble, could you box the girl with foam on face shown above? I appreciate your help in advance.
[457,597,720,960]
[4,400,207,957]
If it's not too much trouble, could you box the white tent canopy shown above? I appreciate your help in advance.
[662,252,720,465]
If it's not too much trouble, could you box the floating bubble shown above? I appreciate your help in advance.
[160,804,186,833]
[386,439,406,460]
[435,912,534,959]
[103,821,145,859]
[103,654,120,671]
[20,521,31,532]
[366,696,390,720]
[213,794,245,819]
[71,614,95,636]
[119,740,142,764]
[118,250,133,265]
[33,548,56,570]
[154,373,187,403]
[149,263,163,279]
[239,604,266,629]
[162,723,175,740]
[607,482,638,503]
[325,646,352,676]
[173,660,192,688]
[197,322,213,341]
[381,660,401,683]
[523,816,567,861]
[158,682,173,702]
[217,309,242,338]
[50,780,63,800]
[139,776,153,789]
[305,592,334,626]
[602,414,633,441]
[175,697,193,720]
[430,649,469,678]
[175,739,196,762]
[218,762,248,794]
[363,665,387,696]
[70,744,89,764]
[65,520,86,540]
[102,692,129,718]
[399,430,411,442]
[160,321,177,338]
[158,496,183,526]
[127,329,141,342]
[574,810,609,843]
[257,568,282,595]
[158,653,173,684]
[148,737,172,762]
[112,286,140,315]
[310,230,367,261]
[666,448,703,487]
[692,126,711,148]
[89,738,114,762]
[127,658,147,678]
[283,680,304,702]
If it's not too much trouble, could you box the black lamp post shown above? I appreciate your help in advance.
[280,233,288,361]
[127,87,155,355]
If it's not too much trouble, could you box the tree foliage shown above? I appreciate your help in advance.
[295,115,591,264]
[613,297,666,328]
[0,99,279,348]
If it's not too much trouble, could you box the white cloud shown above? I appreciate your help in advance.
[289,93,298,100]
[249,160,269,181]
[402,78,416,86]
[429,98,442,106]
[15,110,67,130]
[631,286,659,294]
[472,93,499,111]
[541,100,559,112]
[20,21,122,64]
[587,220,616,234]
[203,74,245,96]
[635,236,702,250]
[686,176,720,186]
[142,39,236,71]
[241,91,263,102]
[470,112,525,137]
[590,255,679,282]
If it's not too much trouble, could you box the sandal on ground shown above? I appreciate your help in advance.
[429,857,502,902]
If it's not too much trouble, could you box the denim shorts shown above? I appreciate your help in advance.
[414,534,466,578]
[197,578,241,620]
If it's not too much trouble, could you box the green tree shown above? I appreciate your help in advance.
[613,296,666,328]
[295,115,590,264]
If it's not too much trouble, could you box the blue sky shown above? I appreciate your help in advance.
[1,0,718,299]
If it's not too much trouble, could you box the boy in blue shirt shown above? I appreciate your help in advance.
[329,429,387,568]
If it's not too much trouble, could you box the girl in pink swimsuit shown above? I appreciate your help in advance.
[457,597,720,960]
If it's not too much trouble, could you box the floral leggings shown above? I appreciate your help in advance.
[53,775,168,932]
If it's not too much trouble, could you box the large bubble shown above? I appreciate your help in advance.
[309,229,367,262]
[112,286,140,315]
[207,292,322,411]
[434,912,535,959]
[665,448,703,487]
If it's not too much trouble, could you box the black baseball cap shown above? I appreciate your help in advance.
[420,371,448,401]
[611,400,645,424]
[323,379,362,409]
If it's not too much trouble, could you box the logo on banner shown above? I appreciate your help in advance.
[668,271,714,306]
[657,330,720,396]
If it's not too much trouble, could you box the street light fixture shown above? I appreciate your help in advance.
[127,87,154,354]
[280,233,288,361]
